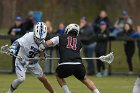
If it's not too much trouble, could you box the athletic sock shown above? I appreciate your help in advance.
[7,89,12,93]
[10,84,16,92]
[93,88,100,93]
[10,78,24,92]
[62,85,71,93]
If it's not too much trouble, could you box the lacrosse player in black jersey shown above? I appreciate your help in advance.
[39,23,100,93]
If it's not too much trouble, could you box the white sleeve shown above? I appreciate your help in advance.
[50,36,59,46]
[17,33,30,46]
[17,37,24,46]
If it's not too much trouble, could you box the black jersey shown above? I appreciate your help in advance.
[58,34,82,64]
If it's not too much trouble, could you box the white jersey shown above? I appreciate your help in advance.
[17,32,40,60]
[14,32,44,77]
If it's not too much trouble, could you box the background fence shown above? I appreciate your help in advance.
[0,35,140,75]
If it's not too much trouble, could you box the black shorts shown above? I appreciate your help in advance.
[56,64,86,80]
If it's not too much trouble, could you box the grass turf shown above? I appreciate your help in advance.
[0,74,137,93]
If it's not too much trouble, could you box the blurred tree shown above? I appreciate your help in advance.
[1,0,140,28]
[0,0,17,27]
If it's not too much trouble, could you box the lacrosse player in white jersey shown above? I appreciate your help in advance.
[7,22,56,93]
[133,75,140,93]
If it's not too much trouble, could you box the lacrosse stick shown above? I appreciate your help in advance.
[1,44,22,59]
[1,45,114,64]
[30,52,114,64]
[93,52,114,64]
[1,45,10,54]
[1,45,50,61]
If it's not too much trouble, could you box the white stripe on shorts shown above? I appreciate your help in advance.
[58,62,81,66]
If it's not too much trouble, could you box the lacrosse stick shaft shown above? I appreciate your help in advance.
[28,52,114,64]
[28,57,100,60]
[8,52,21,59]
[1,45,113,63]
[1,50,113,64]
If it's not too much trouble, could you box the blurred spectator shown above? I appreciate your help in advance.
[56,22,65,36]
[120,23,135,74]
[95,21,109,77]
[8,16,26,73]
[131,26,140,61]
[55,22,65,57]
[23,11,35,32]
[8,16,25,43]
[111,10,133,37]
[79,16,96,75]
[33,11,43,22]
[93,10,112,32]
[44,20,55,74]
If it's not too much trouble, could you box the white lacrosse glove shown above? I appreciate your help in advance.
[39,40,47,51]
[9,46,17,56]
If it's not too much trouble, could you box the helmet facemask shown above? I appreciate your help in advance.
[34,36,44,45]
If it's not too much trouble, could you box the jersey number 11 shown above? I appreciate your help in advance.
[66,36,77,50]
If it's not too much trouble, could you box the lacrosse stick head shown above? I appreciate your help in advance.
[99,52,114,64]
[0,45,9,54]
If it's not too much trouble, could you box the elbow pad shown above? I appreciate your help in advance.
[9,41,20,55]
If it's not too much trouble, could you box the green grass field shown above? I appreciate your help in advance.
[0,74,136,93]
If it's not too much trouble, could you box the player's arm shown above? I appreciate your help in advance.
[46,40,54,47]
[47,36,59,47]
[9,40,20,55]
[39,36,59,51]
[10,38,32,67]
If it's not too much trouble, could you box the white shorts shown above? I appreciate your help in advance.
[133,77,140,93]
[15,61,44,79]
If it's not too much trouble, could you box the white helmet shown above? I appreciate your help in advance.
[34,22,47,44]
[65,23,80,36]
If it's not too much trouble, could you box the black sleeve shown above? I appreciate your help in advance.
[8,27,13,35]
[20,25,26,35]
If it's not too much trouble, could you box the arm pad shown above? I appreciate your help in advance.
[9,41,20,55]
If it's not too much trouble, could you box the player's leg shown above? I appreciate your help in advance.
[81,76,100,93]
[38,75,55,93]
[7,63,26,93]
[28,63,55,93]
[133,76,140,93]
[56,75,71,93]
[56,65,72,93]
[73,64,100,93]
